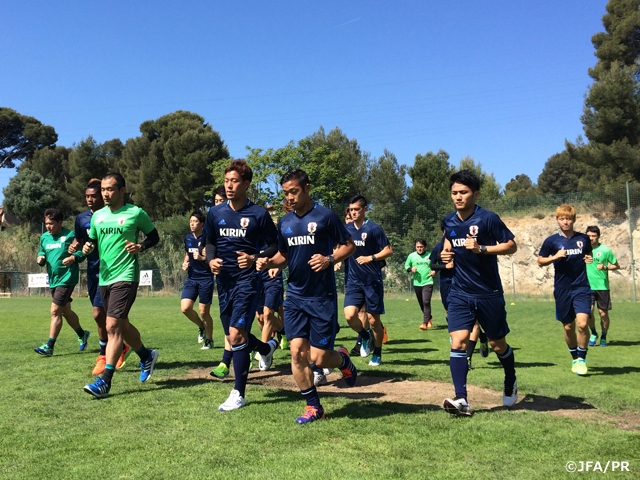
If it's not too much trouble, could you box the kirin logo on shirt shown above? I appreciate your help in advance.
[240,217,250,228]
[469,225,479,236]
[307,222,317,234]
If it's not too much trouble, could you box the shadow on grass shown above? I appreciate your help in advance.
[329,400,441,418]
[380,339,432,346]
[475,394,597,415]
[382,347,439,354]
[486,361,557,368]
[608,340,640,347]
[384,358,450,367]
[155,361,220,370]
[587,366,640,375]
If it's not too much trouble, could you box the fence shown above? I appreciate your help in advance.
[1,184,639,301]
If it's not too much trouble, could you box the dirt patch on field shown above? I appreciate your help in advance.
[185,366,639,430]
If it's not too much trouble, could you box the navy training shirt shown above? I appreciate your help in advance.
[538,232,592,290]
[75,210,100,274]
[430,239,453,284]
[277,203,351,299]
[344,220,389,285]
[184,232,213,280]
[204,200,278,285]
[444,206,515,297]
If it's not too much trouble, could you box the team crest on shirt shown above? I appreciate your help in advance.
[118,218,125,226]
[60,236,66,242]
[240,217,250,228]
[597,252,602,258]
[307,222,317,234]
[361,232,367,241]
[469,225,479,236]
[577,240,583,248]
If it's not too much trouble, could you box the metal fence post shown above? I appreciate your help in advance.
[626,182,637,302]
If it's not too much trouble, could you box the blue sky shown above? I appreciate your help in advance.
[1,1,607,204]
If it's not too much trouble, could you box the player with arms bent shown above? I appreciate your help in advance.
[257,169,358,424]
[440,170,518,416]
[538,205,593,375]
[83,173,160,398]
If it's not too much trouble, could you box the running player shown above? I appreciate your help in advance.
[69,179,131,374]
[538,205,593,375]
[343,194,393,366]
[181,211,215,349]
[440,170,518,415]
[585,225,619,347]
[405,238,435,330]
[213,185,226,206]
[204,159,279,411]
[35,208,90,356]
[257,168,358,424]
[82,173,160,398]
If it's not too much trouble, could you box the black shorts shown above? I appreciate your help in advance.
[100,282,139,319]
[591,290,612,311]
[51,286,74,307]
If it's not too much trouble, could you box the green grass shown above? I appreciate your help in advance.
[1,296,639,479]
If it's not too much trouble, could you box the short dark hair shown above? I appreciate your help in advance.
[280,169,310,187]
[44,208,63,222]
[213,185,226,199]
[586,225,601,236]
[348,194,367,208]
[225,159,253,183]
[190,211,206,223]
[450,170,480,192]
[103,172,126,189]
[415,238,427,247]
[87,178,101,191]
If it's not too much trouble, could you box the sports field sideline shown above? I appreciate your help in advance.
[1,296,638,479]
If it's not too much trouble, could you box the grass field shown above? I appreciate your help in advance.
[1,296,639,479]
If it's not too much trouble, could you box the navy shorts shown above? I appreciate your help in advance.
[181,276,215,305]
[439,280,451,311]
[447,291,510,340]
[343,282,385,314]
[284,293,337,350]
[257,282,284,312]
[217,279,258,335]
[87,270,103,308]
[555,287,592,324]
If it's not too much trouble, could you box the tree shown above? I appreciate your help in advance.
[504,174,538,197]
[67,136,122,204]
[566,0,640,182]
[2,169,58,223]
[0,108,58,169]
[366,149,407,206]
[407,150,454,202]
[21,146,74,215]
[457,156,502,200]
[121,111,229,217]
[538,152,585,194]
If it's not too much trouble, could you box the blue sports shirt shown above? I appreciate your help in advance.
[184,232,213,280]
[74,210,100,274]
[344,220,389,285]
[443,206,515,297]
[430,239,453,284]
[277,203,351,299]
[204,200,278,285]
[538,232,592,290]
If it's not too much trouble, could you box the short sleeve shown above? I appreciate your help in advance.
[277,218,288,254]
[488,212,515,244]
[184,235,190,253]
[538,237,554,257]
[405,253,413,269]
[259,210,278,247]
[372,224,390,250]
[136,208,156,235]
[88,215,97,241]
[74,216,83,243]
[608,248,618,264]
[327,211,351,246]
[37,235,45,257]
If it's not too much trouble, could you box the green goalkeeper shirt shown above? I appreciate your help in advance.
[89,204,156,286]
[37,227,82,288]
[405,251,433,287]
[586,244,617,291]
